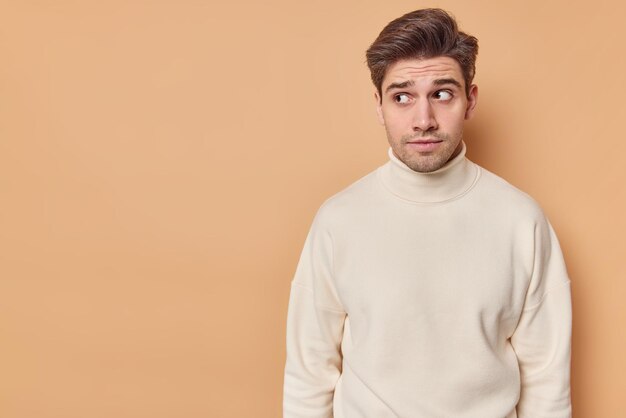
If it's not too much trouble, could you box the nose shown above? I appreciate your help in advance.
[412,98,437,132]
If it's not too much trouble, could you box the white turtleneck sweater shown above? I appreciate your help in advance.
[283,141,572,418]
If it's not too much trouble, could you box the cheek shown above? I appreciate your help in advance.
[435,109,466,132]
[382,110,410,132]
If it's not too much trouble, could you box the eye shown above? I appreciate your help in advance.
[394,93,411,104]
[434,90,453,101]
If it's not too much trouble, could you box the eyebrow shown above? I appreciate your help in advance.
[384,77,463,94]
[433,78,462,88]
[384,80,414,94]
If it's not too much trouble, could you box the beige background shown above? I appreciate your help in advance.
[1,1,624,417]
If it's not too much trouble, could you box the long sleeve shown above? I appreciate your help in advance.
[511,215,572,417]
[283,208,347,418]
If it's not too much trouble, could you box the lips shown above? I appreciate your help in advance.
[406,139,443,152]
[407,139,442,144]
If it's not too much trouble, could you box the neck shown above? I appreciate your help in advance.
[377,140,480,204]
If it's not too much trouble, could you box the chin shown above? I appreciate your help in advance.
[406,152,452,173]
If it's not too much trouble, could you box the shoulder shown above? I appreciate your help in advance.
[474,163,547,222]
[311,166,381,228]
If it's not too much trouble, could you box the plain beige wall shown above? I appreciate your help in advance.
[1,1,624,417]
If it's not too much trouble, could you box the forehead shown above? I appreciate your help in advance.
[382,56,464,88]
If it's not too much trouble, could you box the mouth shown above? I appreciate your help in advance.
[406,139,443,152]
[406,139,443,144]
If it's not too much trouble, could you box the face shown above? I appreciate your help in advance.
[375,56,478,173]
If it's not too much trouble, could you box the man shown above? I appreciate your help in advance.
[283,8,572,418]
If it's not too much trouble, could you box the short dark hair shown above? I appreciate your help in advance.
[366,8,478,99]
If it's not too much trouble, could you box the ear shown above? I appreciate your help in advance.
[464,84,478,120]
[374,90,385,125]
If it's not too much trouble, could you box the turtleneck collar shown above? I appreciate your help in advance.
[377,140,481,204]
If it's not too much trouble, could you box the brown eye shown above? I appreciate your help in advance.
[434,90,453,101]
[394,93,410,104]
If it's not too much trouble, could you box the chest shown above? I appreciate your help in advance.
[331,208,531,329]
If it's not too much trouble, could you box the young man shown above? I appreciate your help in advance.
[283,8,572,418]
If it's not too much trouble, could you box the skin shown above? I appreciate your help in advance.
[375,56,478,173]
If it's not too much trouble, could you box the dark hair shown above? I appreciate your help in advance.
[366,8,478,99]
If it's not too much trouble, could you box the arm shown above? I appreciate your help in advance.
[283,209,346,418]
[511,215,572,417]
